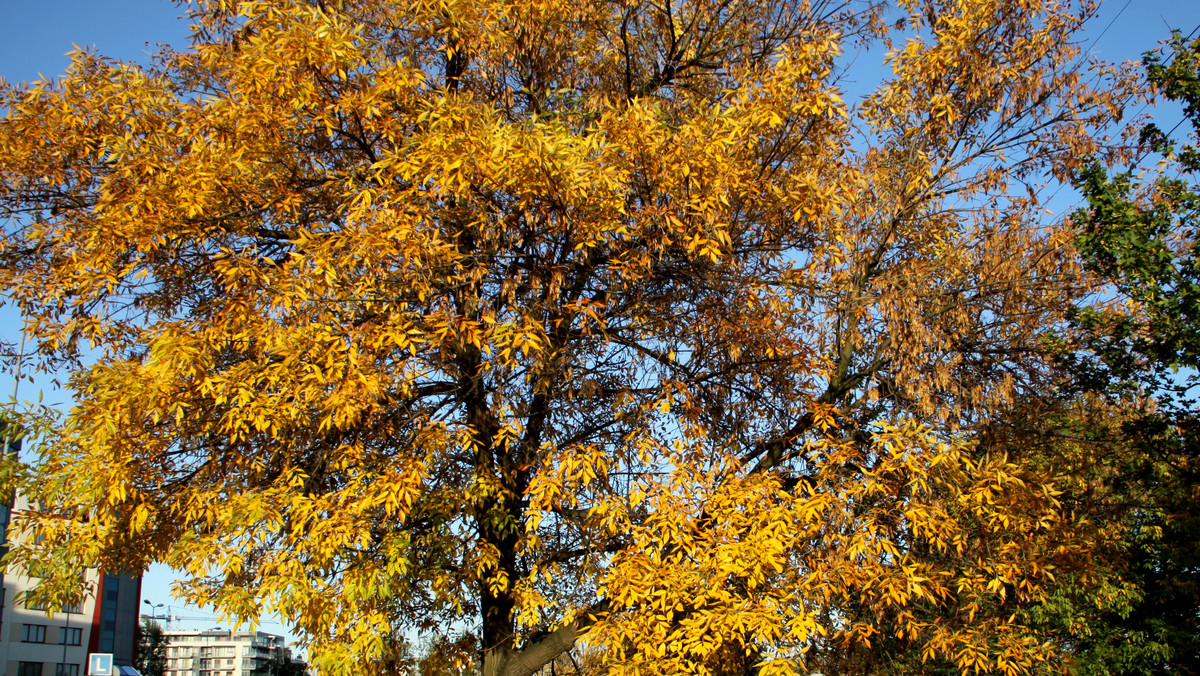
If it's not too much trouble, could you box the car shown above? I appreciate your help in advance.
[115,667,144,676]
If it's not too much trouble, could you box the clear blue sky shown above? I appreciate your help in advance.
[1,0,1198,657]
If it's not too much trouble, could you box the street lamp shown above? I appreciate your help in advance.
[142,600,170,627]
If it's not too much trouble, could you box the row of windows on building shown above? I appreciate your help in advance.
[16,663,80,676]
[167,661,252,670]
[168,634,275,644]
[19,624,83,645]
[22,599,84,613]
[169,646,237,656]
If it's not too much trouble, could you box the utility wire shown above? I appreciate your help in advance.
[1034,21,1199,209]
[1084,0,1136,56]
[1155,25,1200,142]
[1022,0,1138,208]
[1121,23,1200,141]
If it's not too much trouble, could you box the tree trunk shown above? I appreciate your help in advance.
[481,601,608,676]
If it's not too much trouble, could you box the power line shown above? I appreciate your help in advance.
[1084,0,1136,56]
[1114,23,1199,149]
[1154,26,1200,142]
[1030,3,1147,208]
[1035,21,1200,209]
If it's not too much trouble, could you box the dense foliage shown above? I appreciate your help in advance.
[1062,31,1200,676]
[0,1,1152,674]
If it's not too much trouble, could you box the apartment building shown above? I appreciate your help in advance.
[162,629,302,676]
[0,452,141,676]
[0,567,140,676]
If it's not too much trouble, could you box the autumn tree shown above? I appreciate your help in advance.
[0,1,1137,675]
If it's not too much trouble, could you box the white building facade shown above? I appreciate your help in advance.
[0,490,141,676]
[162,629,294,676]
[0,562,94,676]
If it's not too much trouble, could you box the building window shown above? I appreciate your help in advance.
[18,663,43,676]
[21,624,47,643]
[55,665,79,676]
[58,626,82,645]
[98,572,120,652]
[24,599,82,613]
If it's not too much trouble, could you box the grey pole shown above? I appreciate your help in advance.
[0,322,24,667]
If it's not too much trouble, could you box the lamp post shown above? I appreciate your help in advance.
[142,600,171,627]
[0,322,25,642]
[61,607,70,676]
